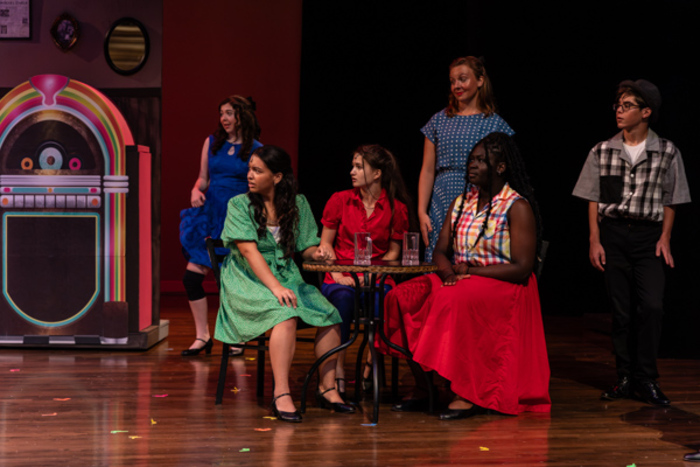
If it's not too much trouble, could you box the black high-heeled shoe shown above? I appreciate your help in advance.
[181,338,213,356]
[336,378,346,401]
[316,387,356,413]
[270,393,302,423]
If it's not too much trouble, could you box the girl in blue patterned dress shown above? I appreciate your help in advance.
[418,56,515,261]
[179,96,262,356]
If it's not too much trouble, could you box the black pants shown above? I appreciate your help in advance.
[600,217,665,382]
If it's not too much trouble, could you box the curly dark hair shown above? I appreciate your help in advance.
[451,132,543,263]
[210,95,261,160]
[445,56,497,118]
[247,145,299,260]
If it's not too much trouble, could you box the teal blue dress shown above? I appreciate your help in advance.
[214,194,341,343]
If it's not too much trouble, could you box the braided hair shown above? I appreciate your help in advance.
[445,56,497,118]
[247,145,299,260]
[211,95,261,160]
[451,132,542,262]
[354,144,416,230]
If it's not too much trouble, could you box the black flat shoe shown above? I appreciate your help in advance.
[684,451,700,462]
[316,387,356,413]
[438,404,485,420]
[634,380,671,406]
[181,338,213,356]
[601,376,631,400]
[391,397,429,412]
[270,393,302,423]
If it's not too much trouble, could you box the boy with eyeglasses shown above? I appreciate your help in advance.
[572,79,690,405]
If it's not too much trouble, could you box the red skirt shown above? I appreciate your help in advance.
[377,273,551,415]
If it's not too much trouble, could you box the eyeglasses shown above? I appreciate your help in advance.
[612,102,644,112]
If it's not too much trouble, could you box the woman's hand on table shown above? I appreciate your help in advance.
[312,245,333,261]
[271,286,297,308]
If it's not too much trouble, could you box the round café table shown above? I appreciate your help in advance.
[300,259,437,424]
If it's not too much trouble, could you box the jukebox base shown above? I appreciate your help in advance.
[0,319,168,350]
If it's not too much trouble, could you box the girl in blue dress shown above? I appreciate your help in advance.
[179,95,262,356]
[418,56,514,261]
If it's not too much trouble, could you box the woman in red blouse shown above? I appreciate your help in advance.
[319,144,412,399]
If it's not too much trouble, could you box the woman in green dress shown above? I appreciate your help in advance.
[215,145,355,422]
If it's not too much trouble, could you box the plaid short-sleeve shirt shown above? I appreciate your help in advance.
[452,183,523,266]
[572,130,691,221]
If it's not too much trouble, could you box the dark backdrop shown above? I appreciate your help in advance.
[298,1,700,356]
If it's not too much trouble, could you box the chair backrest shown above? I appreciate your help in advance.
[206,237,226,288]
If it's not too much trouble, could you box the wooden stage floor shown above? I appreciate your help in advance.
[2,294,700,466]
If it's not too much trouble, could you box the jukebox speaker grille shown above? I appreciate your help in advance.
[2,213,100,327]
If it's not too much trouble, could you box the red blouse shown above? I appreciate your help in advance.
[321,188,408,284]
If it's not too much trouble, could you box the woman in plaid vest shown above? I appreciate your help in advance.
[378,132,551,419]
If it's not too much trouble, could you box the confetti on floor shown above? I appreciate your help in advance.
[361,423,377,427]
[262,416,277,420]
[110,430,128,434]
[479,447,490,452]
[230,387,240,394]
[152,394,169,398]
[239,448,250,453]
[150,418,157,425]
[41,413,57,417]
[129,436,142,440]
[53,398,71,401]
[10,369,20,372]
[254,428,271,432]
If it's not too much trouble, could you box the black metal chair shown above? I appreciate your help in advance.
[207,238,315,404]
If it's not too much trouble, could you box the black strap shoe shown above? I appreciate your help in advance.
[600,376,631,400]
[316,387,356,414]
[634,380,671,406]
[684,451,700,462]
[181,338,213,356]
[270,393,303,423]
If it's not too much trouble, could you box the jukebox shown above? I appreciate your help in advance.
[0,74,164,349]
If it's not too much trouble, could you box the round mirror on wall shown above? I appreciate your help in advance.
[104,18,150,75]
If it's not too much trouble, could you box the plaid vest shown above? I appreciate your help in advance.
[452,183,522,266]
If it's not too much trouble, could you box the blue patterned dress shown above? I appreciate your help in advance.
[421,110,514,261]
[179,136,263,267]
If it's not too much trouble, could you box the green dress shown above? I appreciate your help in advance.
[214,194,341,343]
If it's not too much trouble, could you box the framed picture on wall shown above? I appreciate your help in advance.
[50,13,79,51]
[0,0,31,40]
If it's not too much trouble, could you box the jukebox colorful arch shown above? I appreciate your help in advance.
[0,75,161,348]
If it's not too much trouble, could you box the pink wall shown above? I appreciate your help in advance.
[161,1,302,291]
